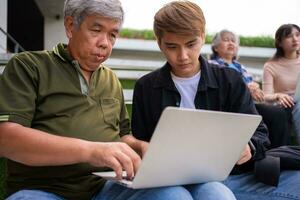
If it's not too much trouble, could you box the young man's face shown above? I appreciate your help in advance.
[158,32,205,78]
[65,14,121,72]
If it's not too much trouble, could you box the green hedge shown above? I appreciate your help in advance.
[239,36,274,48]
[120,28,275,48]
[120,28,155,40]
[120,79,136,90]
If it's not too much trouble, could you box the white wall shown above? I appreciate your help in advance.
[44,17,67,50]
[0,0,7,53]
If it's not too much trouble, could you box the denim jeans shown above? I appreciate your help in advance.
[6,181,235,200]
[7,171,300,200]
[292,102,300,144]
[223,171,300,200]
[93,181,235,200]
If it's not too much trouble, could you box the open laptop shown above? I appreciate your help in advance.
[93,107,262,189]
[294,74,300,102]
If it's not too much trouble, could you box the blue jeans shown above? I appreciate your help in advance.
[7,171,300,200]
[223,171,300,200]
[292,102,300,144]
[6,181,235,200]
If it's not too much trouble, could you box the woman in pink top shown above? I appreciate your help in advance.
[263,24,300,144]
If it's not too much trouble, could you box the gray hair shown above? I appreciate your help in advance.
[211,29,239,59]
[64,0,124,28]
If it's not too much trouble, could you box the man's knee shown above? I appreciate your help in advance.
[186,182,236,200]
[144,186,193,200]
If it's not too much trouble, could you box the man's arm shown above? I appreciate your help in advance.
[0,122,141,179]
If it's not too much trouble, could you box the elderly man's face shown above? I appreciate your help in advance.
[65,14,121,72]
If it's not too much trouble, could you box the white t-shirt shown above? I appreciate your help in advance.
[171,71,201,109]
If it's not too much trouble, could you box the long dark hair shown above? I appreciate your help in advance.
[272,24,300,60]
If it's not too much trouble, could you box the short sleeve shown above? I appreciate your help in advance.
[0,53,38,127]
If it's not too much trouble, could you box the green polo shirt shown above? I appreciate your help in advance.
[0,43,130,199]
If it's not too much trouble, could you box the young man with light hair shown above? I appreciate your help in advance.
[132,1,300,199]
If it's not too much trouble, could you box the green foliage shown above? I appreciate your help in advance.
[120,79,137,89]
[120,28,275,48]
[240,36,274,48]
[205,34,213,44]
[120,28,155,40]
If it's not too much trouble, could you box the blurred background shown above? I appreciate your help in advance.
[0,0,299,52]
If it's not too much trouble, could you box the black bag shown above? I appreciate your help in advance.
[254,146,300,186]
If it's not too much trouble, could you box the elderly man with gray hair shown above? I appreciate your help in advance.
[0,1,236,199]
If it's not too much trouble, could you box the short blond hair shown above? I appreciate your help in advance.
[153,0,206,43]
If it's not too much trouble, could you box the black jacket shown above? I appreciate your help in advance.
[132,55,270,172]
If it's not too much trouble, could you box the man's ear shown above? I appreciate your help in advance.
[64,16,74,39]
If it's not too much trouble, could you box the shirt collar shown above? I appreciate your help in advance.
[53,43,72,63]
[213,56,241,68]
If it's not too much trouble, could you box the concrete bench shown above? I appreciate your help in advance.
[105,58,263,83]
[124,89,134,104]
[1,56,263,82]
[114,70,151,80]
[104,58,164,71]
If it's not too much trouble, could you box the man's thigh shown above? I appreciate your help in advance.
[93,181,193,200]
[184,181,236,200]
[223,171,300,200]
[94,181,237,200]
[6,190,65,200]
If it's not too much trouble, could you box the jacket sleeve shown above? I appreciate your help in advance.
[228,71,270,161]
[131,80,151,142]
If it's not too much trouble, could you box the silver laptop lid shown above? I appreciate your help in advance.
[94,107,262,189]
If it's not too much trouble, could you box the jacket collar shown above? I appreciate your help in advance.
[153,55,219,91]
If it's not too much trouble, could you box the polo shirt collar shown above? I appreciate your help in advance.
[53,43,73,63]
